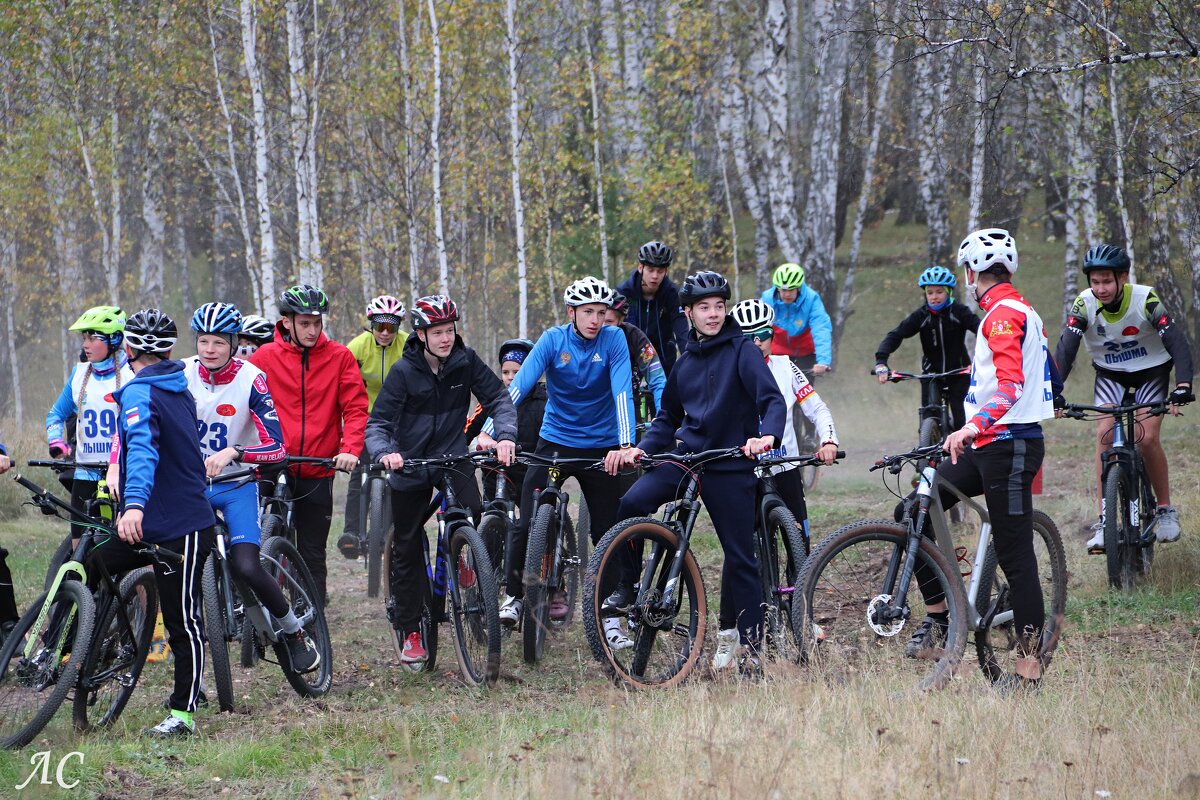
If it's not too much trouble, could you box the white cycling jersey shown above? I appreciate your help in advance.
[69,361,134,461]
[184,357,285,475]
[764,355,837,472]
[1073,284,1172,373]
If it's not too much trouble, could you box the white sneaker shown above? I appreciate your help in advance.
[604,618,633,650]
[1155,506,1182,543]
[711,628,740,670]
[1086,519,1105,552]
[499,595,522,627]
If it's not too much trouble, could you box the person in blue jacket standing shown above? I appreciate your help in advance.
[617,241,690,375]
[608,271,786,675]
[106,309,217,738]
[761,263,833,375]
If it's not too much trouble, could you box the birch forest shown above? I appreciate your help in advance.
[1,0,1199,421]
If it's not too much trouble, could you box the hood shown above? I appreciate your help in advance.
[684,315,739,355]
[114,359,189,401]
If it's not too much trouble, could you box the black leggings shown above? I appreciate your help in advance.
[921,375,971,432]
[290,477,334,605]
[228,542,290,619]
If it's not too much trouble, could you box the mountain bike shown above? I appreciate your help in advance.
[26,459,114,591]
[793,444,1066,690]
[475,464,521,599]
[361,464,392,598]
[0,473,174,748]
[513,452,593,665]
[201,469,333,711]
[880,367,971,450]
[1062,400,1169,590]
[381,451,502,687]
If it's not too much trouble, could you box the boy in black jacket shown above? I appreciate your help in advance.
[364,295,518,665]
[607,272,786,673]
[873,266,981,431]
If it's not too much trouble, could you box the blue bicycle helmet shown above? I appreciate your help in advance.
[191,302,244,335]
[918,266,956,288]
[1082,244,1131,274]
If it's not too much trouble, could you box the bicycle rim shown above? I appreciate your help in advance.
[0,582,95,749]
[73,568,157,731]
[261,536,334,697]
[202,554,236,712]
[448,527,501,686]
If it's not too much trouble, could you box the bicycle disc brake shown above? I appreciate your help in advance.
[866,594,906,637]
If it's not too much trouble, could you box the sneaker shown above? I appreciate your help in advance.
[336,532,361,560]
[1086,519,1105,553]
[146,713,194,738]
[604,618,633,651]
[0,619,17,650]
[711,628,740,670]
[499,595,522,627]
[601,583,635,615]
[904,615,948,659]
[548,589,569,621]
[1155,506,1182,543]
[400,631,427,664]
[457,553,477,589]
[284,629,321,674]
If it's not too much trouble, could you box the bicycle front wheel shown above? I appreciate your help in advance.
[73,568,158,731]
[0,581,95,749]
[582,518,707,689]
[366,479,390,598]
[759,503,808,663]
[793,519,968,692]
[1103,467,1140,590]
[522,503,557,664]
[261,536,334,698]
[552,513,584,630]
[974,510,1067,683]
[447,526,501,686]
[202,553,237,712]
[42,534,74,592]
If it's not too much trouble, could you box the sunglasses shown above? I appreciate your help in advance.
[743,330,773,343]
[80,331,109,343]
[372,322,397,333]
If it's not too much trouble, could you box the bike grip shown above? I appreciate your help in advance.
[835,450,847,460]
[13,473,44,494]
[151,544,184,563]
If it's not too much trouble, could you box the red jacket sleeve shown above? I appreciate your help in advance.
[338,348,370,454]
[968,306,1027,433]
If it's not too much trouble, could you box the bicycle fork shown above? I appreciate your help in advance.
[874,464,939,634]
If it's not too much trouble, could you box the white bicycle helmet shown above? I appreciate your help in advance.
[563,276,614,307]
[366,294,406,322]
[957,228,1018,274]
[731,299,775,331]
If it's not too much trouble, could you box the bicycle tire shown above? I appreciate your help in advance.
[202,553,237,712]
[261,536,334,697]
[366,478,390,598]
[447,526,501,686]
[576,494,591,552]
[477,513,509,594]
[582,517,707,689]
[974,510,1067,683]
[241,514,283,669]
[918,417,943,450]
[382,527,438,672]
[522,503,556,664]
[42,533,74,592]
[0,581,96,749]
[760,503,808,663]
[1137,472,1155,575]
[792,519,968,692]
[1103,468,1138,590]
[553,512,585,630]
[73,568,157,731]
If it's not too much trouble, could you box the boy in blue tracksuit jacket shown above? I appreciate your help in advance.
[761,282,833,371]
[609,272,786,672]
[106,309,216,738]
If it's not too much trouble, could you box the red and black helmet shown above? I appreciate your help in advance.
[410,295,460,330]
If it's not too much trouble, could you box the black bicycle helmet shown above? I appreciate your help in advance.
[637,240,674,268]
[278,284,330,316]
[498,338,535,365]
[125,308,178,355]
[611,291,629,316]
[679,271,731,306]
[1082,244,1131,275]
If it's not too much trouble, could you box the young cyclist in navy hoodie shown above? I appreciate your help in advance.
[106,309,217,737]
[608,271,786,674]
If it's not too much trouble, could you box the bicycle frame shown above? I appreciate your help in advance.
[636,476,703,619]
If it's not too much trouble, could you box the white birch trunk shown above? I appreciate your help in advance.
[287,0,313,276]
[758,0,804,262]
[240,0,276,305]
[913,46,951,265]
[138,103,165,306]
[106,9,121,302]
[1107,63,1135,280]
[50,162,82,380]
[584,34,610,284]
[75,125,116,294]
[1057,68,1098,316]
[2,240,21,425]
[717,138,740,301]
[619,0,646,167]
[505,0,529,337]
[427,0,449,294]
[397,0,422,301]
[598,0,625,142]
[966,51,987,231]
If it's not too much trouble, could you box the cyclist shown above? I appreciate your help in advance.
[731,298,839,532]
[249,285,369,603]
[760,263,832,376]
[609,272,786,673]
[873,265,981,431]
[105,309,217,737]
[616,241,689,374]
[1052,244,1194,547]
[901,229,1059,688]
[45,305,133,540]
[489,277,636,646]
[339,295,409,559]
[0,436,14,647]
[606,291,666,431]
[467,338,545,502]
[183,302,319,674]
[237,314,275,357]
[364,295,517,664]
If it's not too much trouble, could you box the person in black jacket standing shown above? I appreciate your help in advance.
[466,337,546,500]
[616,241,690,375]
[364,295,518,665]
[873,266,981,431]
[607,271,786,674]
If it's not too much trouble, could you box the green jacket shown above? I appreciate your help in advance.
[347,329,408,411]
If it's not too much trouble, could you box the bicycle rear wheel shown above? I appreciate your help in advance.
[477,512,509,594]
[366,479,390,598]
[793,519,968,692]
[551,513,584,630]
[759,503,808,663]
[382,528,438,672]
[974,510,1067,683]
[0,581,95,749]
[918,417,943,449]
[1103,468,1139,590]
[522,503,556,663]
[261,536,334,698]
[582,517,707,689]
[447,526,501,686]
[73,568,157,731]
[201,553,237,712]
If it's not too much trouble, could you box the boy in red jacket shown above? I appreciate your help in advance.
[250,285,369,602]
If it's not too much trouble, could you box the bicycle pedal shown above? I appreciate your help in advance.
[1086,545,1105,555]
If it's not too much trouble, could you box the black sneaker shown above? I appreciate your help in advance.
[601,584,636,615]
[336,533,361,560]
[904,615,948,659]
[284,630,321,674]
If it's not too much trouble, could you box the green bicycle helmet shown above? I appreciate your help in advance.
[278,284,330,316]
[70,306,126,335]
[771,263,805,290]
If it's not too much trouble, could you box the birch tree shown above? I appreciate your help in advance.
[505,0,529,336]
[583,30,611,284]
[427,0,449,294]
[912,45,951,265]
[240,0,277,308]
[1056,70,1098,316]
[757,0,804,263]
[287,0,323,285]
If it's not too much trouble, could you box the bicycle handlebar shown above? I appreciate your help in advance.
[879,367,970,383]
[870,443,945,472]
[26,459,110,471]
[759,450,847,467]
[638,447,745,466]
[207,467,259,485]
[1061,401,1169,420]
[514,451,604,469]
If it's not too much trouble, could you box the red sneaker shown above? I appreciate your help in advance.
[400,631,427,663]
[549,589,570,621]
[457,553,477,589]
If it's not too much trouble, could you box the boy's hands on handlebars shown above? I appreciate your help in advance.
[1169,383,1193,416]
[377,453,404,471]
[205,447,239,478]
[494,440,516,466]
[475,431,498,451]
[604,447,642,475]
[333,452,360,472]
[815,443,839,465]
[742,435,776,458]
[873,364,891,384]
[0,453,10,474]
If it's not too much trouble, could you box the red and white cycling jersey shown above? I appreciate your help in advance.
[183,357,286,473]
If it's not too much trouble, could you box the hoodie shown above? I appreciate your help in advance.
[616,270,690,374]
[112,360,216,543]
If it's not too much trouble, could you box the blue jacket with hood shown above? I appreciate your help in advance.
[113,360,216,543]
